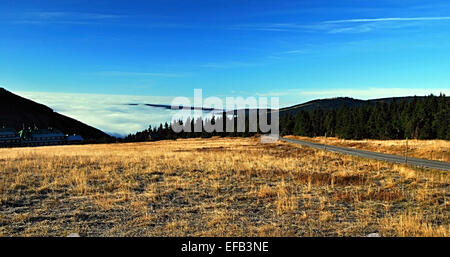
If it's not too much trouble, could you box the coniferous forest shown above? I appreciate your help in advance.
[125,94,449,142]
[124,114,259,142]
[281,94,449,140]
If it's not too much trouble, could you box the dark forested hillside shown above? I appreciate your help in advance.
[0,88,112,141]
[279,97,367,116]
[280,94,449,140]
[278,96,431,117]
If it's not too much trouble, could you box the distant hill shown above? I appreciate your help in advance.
[223,96,428,118]
[277,96,426,117]
[0,88,111,140]
[278,94,449,140]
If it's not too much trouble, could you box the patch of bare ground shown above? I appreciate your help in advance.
[0,137,448,236]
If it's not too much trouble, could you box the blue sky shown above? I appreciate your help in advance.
[1,0,450,135]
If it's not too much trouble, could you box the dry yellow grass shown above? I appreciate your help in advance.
[286,135,450,162]
[0,137,448,236]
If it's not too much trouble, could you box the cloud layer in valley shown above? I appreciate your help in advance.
[16,88,448,137]
[16,91,181,137]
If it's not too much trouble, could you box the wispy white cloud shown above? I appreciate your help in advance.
[324,16,450,33]
[325,17,450,24]
[30,11,125,20]
[200,61,263,69]
[4,11,127,25]
[3,11,195,28]
[229,23,331,32]
[282,49,309,55]
[93,71,188,78]
[232,16,450,34]
[272,49,310,58]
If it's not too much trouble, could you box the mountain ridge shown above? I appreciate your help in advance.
[221,96,432,117]
[0,88,111,140]
[277,96,429,116]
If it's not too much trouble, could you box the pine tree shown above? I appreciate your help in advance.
[294,111,312,137]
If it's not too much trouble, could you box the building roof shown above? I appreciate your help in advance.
[0,128,17,134]
[67,135,84,141]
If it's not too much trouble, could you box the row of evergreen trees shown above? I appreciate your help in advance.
[124,114,259,142]
[280,94,449,140]
[125,94,449,142]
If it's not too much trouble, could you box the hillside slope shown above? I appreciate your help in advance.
[224,96,427,118]
[278,96,427,117]
[0,88,111,140]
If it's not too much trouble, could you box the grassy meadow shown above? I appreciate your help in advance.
[0,137,448,236]
[286,135,450,162]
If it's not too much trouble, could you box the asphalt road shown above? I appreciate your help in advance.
[280,137,450,171]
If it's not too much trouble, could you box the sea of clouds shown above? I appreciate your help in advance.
[17,91,185,137]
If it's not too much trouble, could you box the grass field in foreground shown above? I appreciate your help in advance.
[285,135,450,163]
[0,137,448,236]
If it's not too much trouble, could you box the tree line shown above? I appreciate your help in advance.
[280,94,449,140]
[124,114,260,142]
[125,94,449,142]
